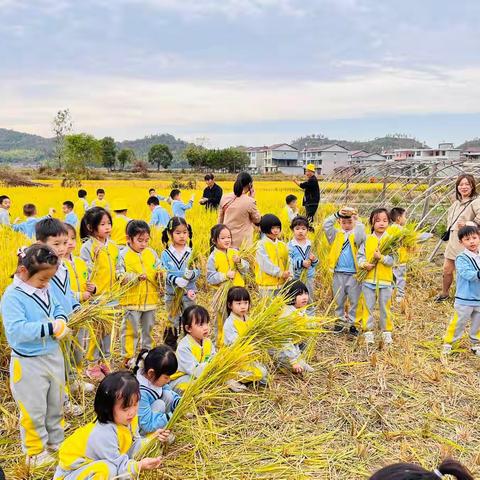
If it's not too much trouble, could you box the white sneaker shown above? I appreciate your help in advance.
[364,332,375,345]
[299,360,314,373]
[442,343,452,356]
[471,346,480,357]
[46,443,60,452]
[64,400,84,416]
[382,331,393,345]
[26,450,56,467]
[70,379,95,393]
[226,379,248,392]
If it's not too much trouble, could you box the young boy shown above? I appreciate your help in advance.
[442,224,480,356]
[110,199,131,247]
[0,195,11,225]
[13,204,54,239]
[77,189,89,213]
[90,188,109,210]
[62,201,78,228]
[170,189,193,218]
[285,194,299,222]
[147,196,170,228]
[323,207,366,335]
[149,188,169,203]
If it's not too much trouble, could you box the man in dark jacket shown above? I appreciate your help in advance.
[294,163,320,221]
[199,173,223,209]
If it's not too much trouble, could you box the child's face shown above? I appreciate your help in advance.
[171,224,189,247]
[62,204,71,215]
[216,228,232,250]
[95,214,112,239]
[373,212,389,234]
[229,299,250,317]
[45,234,68,258]
[294,292,309,309]
[148,203,155,211]
[113,397,138,427]
[397,213,407,226]
[66,230,76,255]
[461,233,480,253]
[267,226,281,240]
[173,193,181,201]
[293,224,308,241]
[1,198,11,209]
[339,217,354,232]
[186,319,210,343]
[148,370,171,388]
[129,232,150,252]
[20,264,57,289]
[288,200,297,210]
[149,190,156,197]
[97,192,105,200]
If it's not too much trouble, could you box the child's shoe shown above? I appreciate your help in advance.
[226,379,248,392]
[349,325,359,337]
[382,331,393,345]
[299,360,314,373]
[70,379,95,393]
[441,343,452,356]
[364,331,375,345]
[85,364,105,381]
[64,400,84,417]
[471,345,480,357]
[26,450,56,467]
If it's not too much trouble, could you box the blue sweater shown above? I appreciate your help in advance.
[50,264,80,316]
[150,206,170,228]
[1,282,67,356]
[12,217,43,239]
[288,239,318,279]
[65,211,78,228]
[160,246,199,295]
[171,199,192,218]
[455,250,480,306]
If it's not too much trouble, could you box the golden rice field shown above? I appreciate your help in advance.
[1,179,479,480]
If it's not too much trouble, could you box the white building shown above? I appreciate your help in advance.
[300,144,349,175]
[349,150,387,165]
[245,143,302,174]
[385,143,461,163]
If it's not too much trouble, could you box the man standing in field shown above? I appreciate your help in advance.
[200,173,223,210]
[294,164,320,221]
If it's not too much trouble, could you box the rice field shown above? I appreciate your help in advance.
[1,178,478,479]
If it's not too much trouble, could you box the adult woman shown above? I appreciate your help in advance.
[436,174,480,302]
[218,172,261,248]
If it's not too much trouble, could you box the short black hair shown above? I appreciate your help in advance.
[64,222,76,237]
[170,189,180,199]
[285,194,297,205]
[260,214,282,234]
[284,280,309,306]
[133,346,178,380]
[149,188,156,194]
[23,203,36,217]
[0,195,10,205]
[204,174,214,181]
[458,225,480,241]
[126,219,150,238]
[36,217,68,242]
[389,207,406,223]
[94,371,140,424]
[226,286,251,315]
[181,305,210,334]
[79,207,112,240]
[78,189,87,198]
[63,200,74,210]
[96,188,105,195]
[290,215,313,232]
[147,196,159,206]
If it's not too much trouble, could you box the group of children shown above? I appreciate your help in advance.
[1,184,480,478]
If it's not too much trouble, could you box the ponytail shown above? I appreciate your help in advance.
[233,172,253,197]
[437,459,474,480]
[133,348,149,375]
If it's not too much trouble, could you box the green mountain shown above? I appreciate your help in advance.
[457,138,480,150]
[117,133,189,162]
[0,128,54,163]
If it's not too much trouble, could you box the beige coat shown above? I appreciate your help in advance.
[218,193,261,249]
[444,196,480,260]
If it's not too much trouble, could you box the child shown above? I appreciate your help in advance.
[357,208,394,348]
[90,188,109,210]
[77,189,89,213]
[134,347,181,435]
[13,203,54,238]
[0,194,11,225]
[284,194,299,222]
[272,280,314,374]
[149,188,168,203]
[170,189,193,219]
[110,199,131,247]
[54,371,170,479]
[207,224,249,345]
[118,220,162,366]
[2,244,69,466]
[170,305,216,393]
[255,214,291,298]
[80,207,120,380]
[388,207,408,308]
[442,225,480,356]
[288,215,318,314]
[160,217,199,349]
[223,286,268,390]
[62,201,78,228]
[147,196,170,229]
[323,207,366,335]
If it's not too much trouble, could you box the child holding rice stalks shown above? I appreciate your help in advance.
[54,371,171,479]
[80,207,120,380]
[207,224,250,346]
[117,220,163,367]
[2,244,70,467]
[255,214,291,298]
[323,207,365,336]
[170,305,216,393]
[160,217,199,349]
[223,286,268,391]
[133,346,181,435]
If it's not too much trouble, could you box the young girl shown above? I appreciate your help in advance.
[288,216,318,314]
[169,305,216,393]
[160,217,200,349]
[134,346,181,436]
[2,244,69,466]
[54,371,171,479]
[223,286,268,390]
[118,220,163,366]
[207,224,249,346]
[255,214,291,298]
[272,280,314,374]
[357,208,394,348]
[80,207,120,380]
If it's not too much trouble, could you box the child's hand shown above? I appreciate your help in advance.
[190,195,195,202]
[302,259,312,268]
[183,269,195,280]
[82,291,92,301]
[86,282,96,293]
[138,457,162,472]
[187,289,196,300]
[364,263,375,271]
[138,274,147,281]
[373,250,382,260]
[13,217,20,224]
[226,270,236,280]
[291,363,304,374]
[53,320,72,340]
[153,428,171,443]
[175,277,188,288]
[309,253,316,262]
[281,270,292,279]
[232,254,240,264]
[48,207,56,216]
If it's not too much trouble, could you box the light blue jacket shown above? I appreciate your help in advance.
[150,206,170,228]
[455,250,480,306]
[171,199,192,218]
[160,246,199,295]
[288,239,318,280]
[12,217,43,238]
[65,211,78,228]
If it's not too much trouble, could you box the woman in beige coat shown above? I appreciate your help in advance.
[218,172,261,249]
[436,173,480,301]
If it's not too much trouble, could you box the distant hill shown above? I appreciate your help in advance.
[0,128,53,163]
[291,134,427,152]
[457,138,480,151]
[117,134,189,163]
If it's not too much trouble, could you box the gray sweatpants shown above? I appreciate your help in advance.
[10,349,65,455]
[393,264,407,299]
[333,272,362,326]
[362,285,393,332]
[444,303,480,345]
[120,309,156,359]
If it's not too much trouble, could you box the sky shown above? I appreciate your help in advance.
[1,0,480,147]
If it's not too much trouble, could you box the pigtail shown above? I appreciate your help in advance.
[437,459,474,480]
[161,227,170,247]
[187,223,193,249]
[133,348,149,375]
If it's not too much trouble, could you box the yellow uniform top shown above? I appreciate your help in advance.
[255,237,289,288]
[65,254,89,301]
[111,214,130,246]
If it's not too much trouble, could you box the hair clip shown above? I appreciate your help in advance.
[433,469,444,479]
[17,246,27,259]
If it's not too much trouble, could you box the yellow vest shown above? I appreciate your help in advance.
[111,214,130,246]
[170,336,214,380]
[65,255,88,299]
[363,233,393,285]
[387,224,409,264]
[212,248,245,287]
[91,198,109,209]
[255,238,289,288]
[328,231,358,273]
[87,238,119,295]
[120,247,160,309]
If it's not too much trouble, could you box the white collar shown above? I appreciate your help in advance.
[263,235,278,244]
[290,237,310,247]
[168,244,190,257]
[464,248,480,261]
[13,274,49,298]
